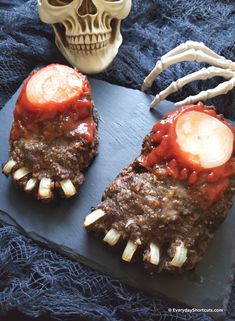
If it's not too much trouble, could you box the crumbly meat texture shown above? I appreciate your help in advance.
[89,165,234,273]
[9,110,99,197]
[86,107,235,273]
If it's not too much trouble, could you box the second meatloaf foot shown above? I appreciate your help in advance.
[84,165,234,273]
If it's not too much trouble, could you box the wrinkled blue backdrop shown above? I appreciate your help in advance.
[0,1,235,320]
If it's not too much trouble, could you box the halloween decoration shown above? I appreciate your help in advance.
[38,0,132,74]
[141,41,235,108]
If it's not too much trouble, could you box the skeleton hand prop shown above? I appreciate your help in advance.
[141,41,235,109]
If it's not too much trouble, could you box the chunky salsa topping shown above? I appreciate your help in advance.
[138,102,235,207]
[11,64,96,143]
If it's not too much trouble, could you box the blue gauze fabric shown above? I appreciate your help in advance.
[0,1,235,320]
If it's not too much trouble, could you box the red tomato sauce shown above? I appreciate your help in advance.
[138,102,235,207]
[11,72,96,143]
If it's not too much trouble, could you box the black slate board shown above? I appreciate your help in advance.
[0,78,235,320]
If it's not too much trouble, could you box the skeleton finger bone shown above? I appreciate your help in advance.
[175,76,235,107]
[150,67,235,108]
[141,41,235,109]
[142,48,235,92]
[162,40,227,61]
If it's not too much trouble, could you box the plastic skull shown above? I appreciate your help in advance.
[38,0,132,74]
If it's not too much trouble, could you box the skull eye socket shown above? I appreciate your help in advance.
[48,0,73,6]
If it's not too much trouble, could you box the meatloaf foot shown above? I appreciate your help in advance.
[2,64,99,201]
[84,103,235,273]
[84,165,234,273]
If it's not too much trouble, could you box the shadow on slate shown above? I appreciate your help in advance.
[0,78,235,321]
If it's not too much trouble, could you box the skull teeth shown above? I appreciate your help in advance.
[66,32,111,51]
[69,41,109,51]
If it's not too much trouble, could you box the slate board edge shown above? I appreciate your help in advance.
[0,209,226,321]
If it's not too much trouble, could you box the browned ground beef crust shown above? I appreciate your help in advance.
[9,110,99,198]
[88,164,234,273]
